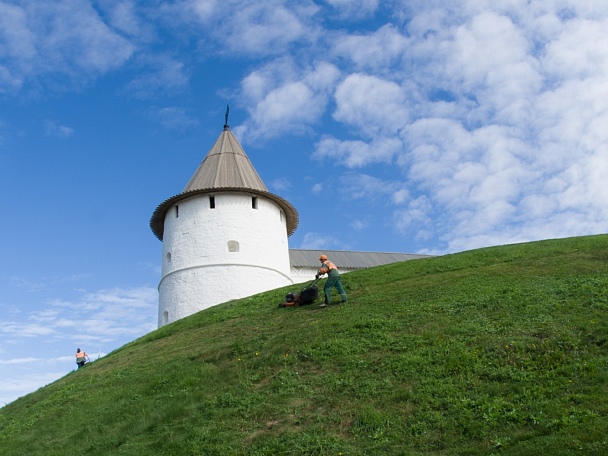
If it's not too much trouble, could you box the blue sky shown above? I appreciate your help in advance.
[1,0,607,405]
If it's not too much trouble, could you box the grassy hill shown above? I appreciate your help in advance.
[1,235,607,455]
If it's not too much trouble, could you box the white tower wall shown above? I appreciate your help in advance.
[158,192,293,326]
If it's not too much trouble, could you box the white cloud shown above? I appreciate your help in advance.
[0,322,57,338]
[299,232,344,250]
[543,18,608,79]
[440,11,542,125]
[314,2,608,252]
[208,1,319,56]
[0,0,135,93]
[2,286,156,344]
[188,0,220,21]
[314,135,403,167]
[97,0,144,37]
[237,60,340,141]
[393,195,433,237]
[36,1,135,72]
[0,2,35,92]
[334,73,410,137]
[0,357,38,365]
[325,0,380,19]
[270,177,291,191]
[44,120,74,138]
[338,173,408,202]
[332,24,409,70]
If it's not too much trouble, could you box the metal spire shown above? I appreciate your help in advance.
[224,105,230,129]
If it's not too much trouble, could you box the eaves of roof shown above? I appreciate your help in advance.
[150,187,299,241]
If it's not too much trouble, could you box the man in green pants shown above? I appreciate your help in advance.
[316,254,347,307]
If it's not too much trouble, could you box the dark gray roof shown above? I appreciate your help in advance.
[289,249,433,269]
[150,125,299,240]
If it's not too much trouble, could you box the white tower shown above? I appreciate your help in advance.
[150,115,298,327]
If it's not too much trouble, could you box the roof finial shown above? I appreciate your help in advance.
[224,105,230,130]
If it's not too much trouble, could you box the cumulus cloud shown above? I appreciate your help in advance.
[0,0,136,93]
[324,0,380,20]
[96,0,145,37]
[236,60,340,141]
[180,0,319,56]
[222,2,314,55]
[332,24,409,70]
[314,135,403,168]
[0,2,35,92]
[337,172,409,202]
[313,2,608,252]
[334,73,410,136]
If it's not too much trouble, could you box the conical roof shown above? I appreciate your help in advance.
[182,126,268,192]
[150,124,299,240]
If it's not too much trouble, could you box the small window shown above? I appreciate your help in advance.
[210,196,215,209]
[175,205,179,218]
[162,311,169,325]
[227,240,240,252]
[252,197,258,209]
[166,252,172,263]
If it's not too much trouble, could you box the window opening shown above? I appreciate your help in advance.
[227,240,240,252]
[210,196,215,209]
[252,197,258,209]
[175,205,179,218]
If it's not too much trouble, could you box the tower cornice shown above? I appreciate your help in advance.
[150,187,299,240]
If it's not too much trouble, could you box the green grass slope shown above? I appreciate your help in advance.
[1,235,607,455]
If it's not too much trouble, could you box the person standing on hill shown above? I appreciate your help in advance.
[76,348,88,369]
[316,254,347,307]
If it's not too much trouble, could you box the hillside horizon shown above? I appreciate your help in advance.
[1,234,607,455]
